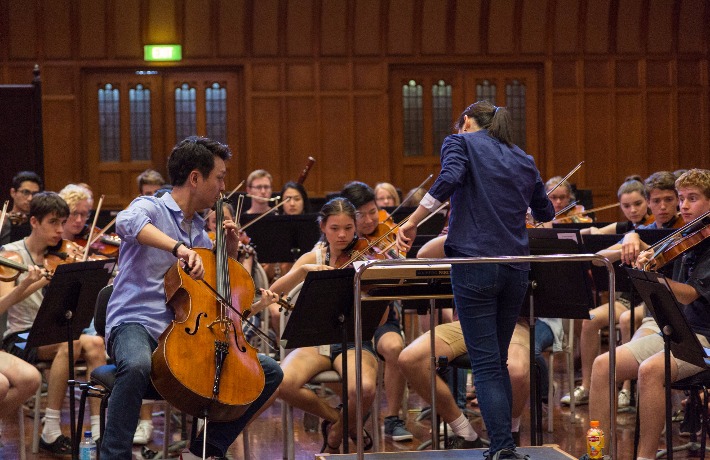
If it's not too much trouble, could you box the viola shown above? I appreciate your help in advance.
[152,198,265,421]
[643,211,710,272]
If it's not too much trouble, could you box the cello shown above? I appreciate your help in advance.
[151,198,265,421]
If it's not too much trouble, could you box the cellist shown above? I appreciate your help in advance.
[101,137,283,459]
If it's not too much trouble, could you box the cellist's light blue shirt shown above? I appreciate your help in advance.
[105,193,211,343]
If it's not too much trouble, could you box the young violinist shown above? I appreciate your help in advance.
[245,169,274,215]
[396,101,554,460]
[586,168,710,460]
[374,182,400,208]
[562,172,680,408]
[0,191,108,455]
[269,197,382,453]
[543,176,592,225]
[581,177,652,235]
[0,171,43,246]
[340,181,413,442]
[101,137,283,459]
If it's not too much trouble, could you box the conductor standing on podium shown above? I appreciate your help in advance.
[396,101,554,460]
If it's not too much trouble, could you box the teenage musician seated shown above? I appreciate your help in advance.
[542,176,592,226]
[0,192,107,456]
[585,168,710,460]
[0,171,43,246]
[581,176,654,235]
[244,169,274,215]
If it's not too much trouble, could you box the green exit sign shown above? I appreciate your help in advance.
[144,45,182,61]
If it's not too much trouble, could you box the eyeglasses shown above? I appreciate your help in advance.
[70,211,90,220]
[16,189,38,197]
[250,185,272,191]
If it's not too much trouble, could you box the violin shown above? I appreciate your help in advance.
[152,198,265,421]
[0,250,52,282]
[552,205,594,224]
[335,237,386,268]
[643,211,710,272]
[7,211,28,226]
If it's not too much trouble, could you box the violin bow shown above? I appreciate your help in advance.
[239,197,291,233]
[381,174,434,223]
[0,200,9,236]
[377,201,450,255]
[546,161,584,197]
[88,217,117,247]
[562,202,620,218]
[204,181,246,223]
[82,195,104,262]
[646,209,710,254]
[534,201,579,227]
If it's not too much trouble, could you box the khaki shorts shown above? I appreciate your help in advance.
[434,319,530,358]
[624,330,710,380]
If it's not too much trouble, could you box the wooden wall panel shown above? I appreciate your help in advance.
[677,90,704,168]
[645,92,674,173]
[585,0,610,54]
[320,63,351,91]
[286,97,318,181]
[616,0,642,54]
[647,1,673,54]
[354,63,384,90]
[353,0,381,56]
[615,60,639,88]
[520,0,547,54]
[147,0,177,43]
[583,93,613,189]
[647,60,671,87]
[286,64,314,91]
[113,0,142,59]
[252,0,280,56]
[421,0,447,55]
[184,0,213,58]
[217,0,246,57]
[8,0,36,59]
[320,97,352,192]
[286,0,314,56]
[42,0,72,59]
[42,66,75,96]
[387,0,415,55]
[585,60,611,88]
[321,0,348,56]
[550,93,580,174]
[251,64,281,91]
[249,97,282,174]
[453,0,482,55]
[554,0,578,53]
[614,92,645,177]
[678,0,705,54]
[43,100,76,191]
[353,96,387,186]
[79,0,105,58]
[678,59,701,87]
[487,0,515,55]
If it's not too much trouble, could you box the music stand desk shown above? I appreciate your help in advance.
[352,255,617,460]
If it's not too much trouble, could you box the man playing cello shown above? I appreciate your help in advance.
[101,137,283,459]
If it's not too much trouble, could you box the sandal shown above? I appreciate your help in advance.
[350,428,373,451]
[320,418,341,453]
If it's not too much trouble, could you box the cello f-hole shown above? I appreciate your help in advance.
[231,323,247,353]
[185,312,208,335]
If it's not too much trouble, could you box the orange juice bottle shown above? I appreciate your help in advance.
[586,420,605,459]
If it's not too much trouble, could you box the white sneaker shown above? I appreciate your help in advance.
[560,386,589,406]
[133,422,153,445]
[617,389,632,408]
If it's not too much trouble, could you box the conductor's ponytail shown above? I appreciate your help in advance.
[455,101,515,147]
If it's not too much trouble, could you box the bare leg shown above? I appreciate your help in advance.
[637,352,678,459]
[376,332,406,418]
[0,351,41,412]
[579,302,627,390]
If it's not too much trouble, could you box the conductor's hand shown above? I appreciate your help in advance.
[177,246,205,280]
[396,221,417,253]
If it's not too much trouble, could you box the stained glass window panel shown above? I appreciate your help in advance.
[506,80,527,150]
[432,80,452,155]
[402,80,423,157]
[98,83,120,162]
[205,82,227,143]
[175,83,197,143]
[476,80,496,104]
[129,84,152,161]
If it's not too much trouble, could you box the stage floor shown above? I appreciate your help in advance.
[317,445,577,460]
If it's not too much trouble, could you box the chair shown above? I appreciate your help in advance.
[543,318,576,432]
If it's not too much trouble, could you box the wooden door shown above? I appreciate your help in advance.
[83,70,242,208]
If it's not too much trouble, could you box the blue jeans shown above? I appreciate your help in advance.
[534,320,554,400]
[449,259,529,454]
[100,323,283,459]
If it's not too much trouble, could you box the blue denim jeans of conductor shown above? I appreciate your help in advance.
[449,258,529,455]
[100,322,283,459]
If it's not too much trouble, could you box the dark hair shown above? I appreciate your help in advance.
[29,191,69,222]
[317,197,356,226]
[340,181,375,210]
[454,100,514,147]
[644,171,678,199]
[280,181,311,214]
[12,171,43,191]
[624,174,643,183]
[137,169,165,190]
[167,136,232,186]
[617,179,645,200]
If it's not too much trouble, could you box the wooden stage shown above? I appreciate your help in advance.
[317,445,577,459]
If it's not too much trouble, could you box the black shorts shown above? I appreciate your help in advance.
[329,341,377,363]
[2,330,39,364]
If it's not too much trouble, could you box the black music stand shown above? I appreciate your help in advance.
[626,268,710,460]
[240,214,321,263]
[280,268,388,454]
[26,259,116,459]
[527,228,594,445]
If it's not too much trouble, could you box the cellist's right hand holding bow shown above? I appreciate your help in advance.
[176,244,205,280]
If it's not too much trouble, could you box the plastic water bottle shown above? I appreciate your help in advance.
[79,430,97,460]
[586,420,605,459]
